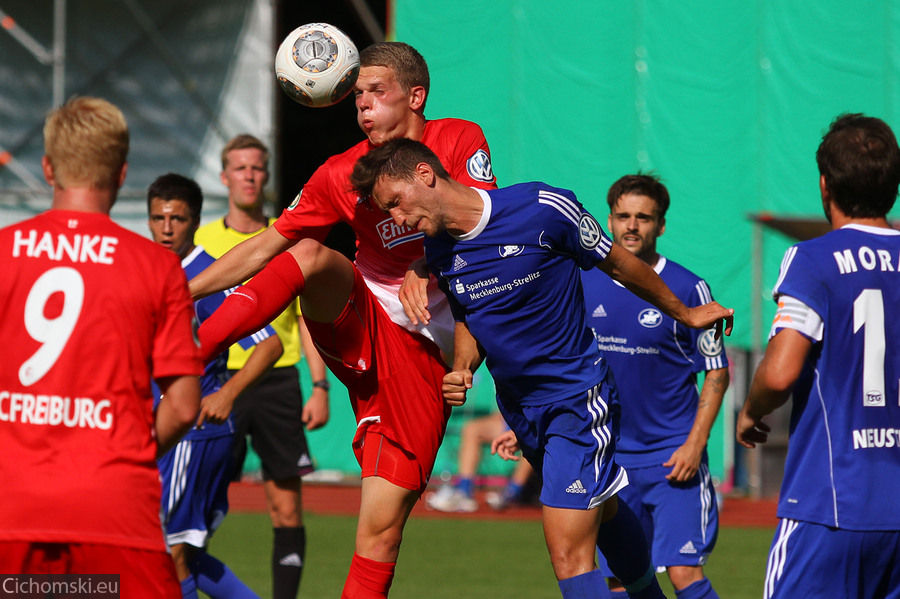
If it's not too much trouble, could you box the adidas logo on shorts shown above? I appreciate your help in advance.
[565,480,587,494]
[679,541,698,555]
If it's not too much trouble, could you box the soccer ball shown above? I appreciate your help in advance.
[274,23,360,108]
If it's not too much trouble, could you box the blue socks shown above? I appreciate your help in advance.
[191,551,260,598]
[505,480,524,501]
[675,577,718,599]
[180,576,199,599]
[595,501,664,599]
[558,569,611,598]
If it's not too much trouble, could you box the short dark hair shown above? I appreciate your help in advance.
[816,113,900,218]
[147,173,203,222]
[349,138,449,201]
[606,173,670,219]
[360,42,430,106]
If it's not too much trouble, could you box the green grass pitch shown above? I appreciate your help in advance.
[208,511,772,598]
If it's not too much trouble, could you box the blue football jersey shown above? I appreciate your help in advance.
[772,224,900,530]
[425,182,613,406]
[582,257,728,467]
[154,246,275,441]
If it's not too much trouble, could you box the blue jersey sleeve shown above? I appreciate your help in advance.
[535,186,613,270]
[677,277,728,373]
[773,244,827,319]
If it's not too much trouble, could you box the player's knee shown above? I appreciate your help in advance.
[266,483,302,527]
[547,544,595,581]
[355,525,404,561]
[287,238,330,273]
[666,565,704,590]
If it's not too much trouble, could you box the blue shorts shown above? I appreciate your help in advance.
[158,434,234,548]
[497,379,627,510]
[764,519,900,599]
[598,459,718,575]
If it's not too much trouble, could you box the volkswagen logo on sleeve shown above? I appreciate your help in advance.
[698,328,723,357]
[466,149,494,183]
[578,214,602,250]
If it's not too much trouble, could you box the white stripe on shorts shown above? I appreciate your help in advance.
[765,518,799,599]
[584,382,612,483]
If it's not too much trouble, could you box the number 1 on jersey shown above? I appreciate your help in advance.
[853,288,887,407]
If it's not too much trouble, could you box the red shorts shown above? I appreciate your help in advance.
[306,266,451,493]
[0,541,180,598]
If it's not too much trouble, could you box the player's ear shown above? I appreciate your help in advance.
[408,85,426,111]
[41,155,56,187]
[819,175,834,221]
[117,162,128,189]
[658,217,665,237]
[416,162,435,187]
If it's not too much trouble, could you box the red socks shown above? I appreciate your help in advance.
[198,252,306,363]
[341,553,396,598]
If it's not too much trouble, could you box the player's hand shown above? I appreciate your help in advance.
[736,409,771,449]
[196,390,234,427]
[686,302,734,339]
[399,257,432,326]
[663,441,703,482]
[302,389,329,431]
[442,369,473,406]
[491,430,521,461]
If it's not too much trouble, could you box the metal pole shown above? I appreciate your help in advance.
[52,0,66,108]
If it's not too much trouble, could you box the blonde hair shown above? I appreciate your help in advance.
[360,42,430,107]
[43,96,129,190]
[221,134,269,170]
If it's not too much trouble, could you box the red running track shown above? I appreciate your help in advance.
[228,481,778,527]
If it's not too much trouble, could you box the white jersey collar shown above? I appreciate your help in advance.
[182,245,205,268]
[840,223,900,235]
[455,188,492,241]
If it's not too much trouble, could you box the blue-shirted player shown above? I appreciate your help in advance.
[350,138,734,599]
[584,174,728,599]
[148,173,282,599]
[738,114,900,599]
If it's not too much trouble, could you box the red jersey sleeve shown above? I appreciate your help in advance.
[273,147,366,242]
[422,119,497,190]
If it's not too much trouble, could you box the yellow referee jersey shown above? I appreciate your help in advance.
[195,217,301,369]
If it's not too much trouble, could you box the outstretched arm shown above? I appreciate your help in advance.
[737,328,811,448]
[442,322,486,407]
[664,367,729,481]
[597,243,734,337]
[196,334,283,427]
[190,226,294,299]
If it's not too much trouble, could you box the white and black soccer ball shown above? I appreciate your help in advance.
[274,23,360,108]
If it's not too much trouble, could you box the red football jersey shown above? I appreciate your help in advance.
[274,118,497,287]
[0,210,203,551]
